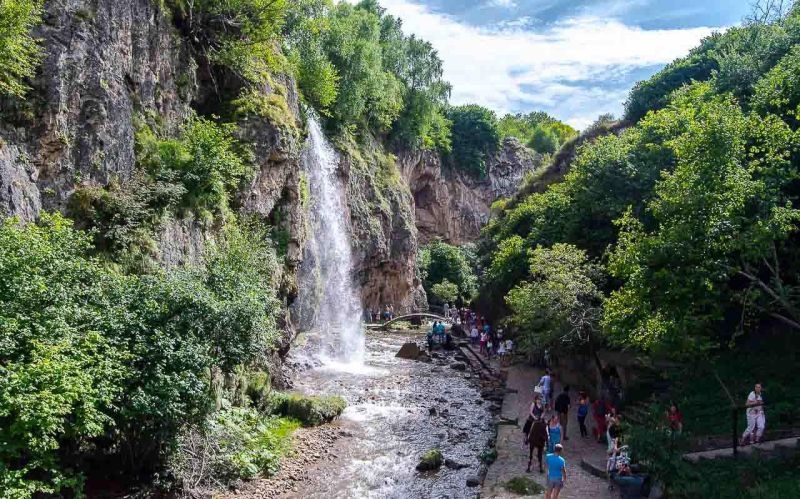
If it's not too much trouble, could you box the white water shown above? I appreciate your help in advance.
[297,116,365,364]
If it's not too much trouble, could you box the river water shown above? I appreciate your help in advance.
[288,331,494,499]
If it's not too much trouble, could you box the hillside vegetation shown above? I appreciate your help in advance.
[478,3,800,360]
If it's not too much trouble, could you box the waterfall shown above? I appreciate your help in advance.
[297,115,365,364]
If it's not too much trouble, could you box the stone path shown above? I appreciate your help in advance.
[482,362,614,499]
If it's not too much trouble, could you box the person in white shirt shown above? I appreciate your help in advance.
[740,383,766,445]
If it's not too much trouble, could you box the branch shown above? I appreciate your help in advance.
[768,312,800,331]
[737,269,800,321]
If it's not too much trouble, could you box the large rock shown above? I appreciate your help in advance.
[416,449,444,471]
[396,342,422,360]
[399,138,542,245]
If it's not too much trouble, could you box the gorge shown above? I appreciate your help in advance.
[4,0,800,497]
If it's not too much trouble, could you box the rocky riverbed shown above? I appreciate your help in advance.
[235,330,504,498]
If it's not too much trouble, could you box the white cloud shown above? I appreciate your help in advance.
[486,0,517,8]
[375,0,725,129]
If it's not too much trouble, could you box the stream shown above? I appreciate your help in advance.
[286,331,495,499]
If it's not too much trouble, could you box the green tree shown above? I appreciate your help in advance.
[528,125,559,154]
[418,239,477,304]
[604,85,799,356]
[506,244,604,356]
[446,104,501,177]
[431,279,459,304]
[0,0,43,97]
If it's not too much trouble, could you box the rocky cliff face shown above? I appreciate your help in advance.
[341,141,427,315]
[400,138,542,245]
[0,0,307,375]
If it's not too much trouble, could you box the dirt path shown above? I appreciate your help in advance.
[482,362,614,499]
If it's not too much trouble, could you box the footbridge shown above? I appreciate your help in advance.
[366,313,451,331]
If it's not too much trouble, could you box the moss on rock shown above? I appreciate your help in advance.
[416,448,444,471]
[270,393,347,427]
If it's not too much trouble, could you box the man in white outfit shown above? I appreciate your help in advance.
[740,383,765,445]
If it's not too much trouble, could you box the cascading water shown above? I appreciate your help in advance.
[296,115,365,364]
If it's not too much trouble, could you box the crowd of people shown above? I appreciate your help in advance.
[366,304,395,323]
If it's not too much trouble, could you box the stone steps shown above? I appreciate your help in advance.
[683,437,800,462]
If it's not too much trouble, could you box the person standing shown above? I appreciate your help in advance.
[544,443,567,499]
[443,302,450,320]
[546,415,562,453]
[576,392,590,438]
[740,383,766,445]
[538,369,553,406]
[554,386,571,440]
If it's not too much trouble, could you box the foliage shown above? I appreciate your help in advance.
[479,12,800,357]
[0,0,43,97]
[136,114,254,218]
[270,393,346,427]
[170,404,298,488]
[498,112,576,153]
[416,448,443,471]
[504,476,545,495]
[604,84,799,356]
[430,279,459,304]
[167,0,289,84]
[0,214,282,494]
[418,239,478,305]
[506,244,604,355]
[0,214,126,496]
[446,104,501,177]
[233,87,298,133]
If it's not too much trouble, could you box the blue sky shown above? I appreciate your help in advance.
[373,0,754,129]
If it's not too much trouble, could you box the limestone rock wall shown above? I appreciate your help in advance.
[0,0,307,374]
[400,138,542,245]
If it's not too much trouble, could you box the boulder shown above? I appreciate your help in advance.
[416,449,444,471]
[466,476,481,487]
[396,342,422,360]
[450,361,467,371]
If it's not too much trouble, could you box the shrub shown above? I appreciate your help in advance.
[446,104,501,177]
[170,404,299,488]
[505,476,544,495]
[136,114,254,218]
[416,448,443,471]
[0,213,284,493]
[0,0,44,97]
[270,393,346,427]
[430,279,458,304]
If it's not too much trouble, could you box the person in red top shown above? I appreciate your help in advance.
[592,397,611,442]
[666,402,683,434]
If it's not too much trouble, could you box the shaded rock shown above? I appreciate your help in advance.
[429,407,437,416]
[416,449,444,471]
[466,476,481,487]
[396,342,422,360]
[445,459,468,470]
[450,361,467,371]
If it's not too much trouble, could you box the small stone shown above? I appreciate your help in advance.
[466,476,481,487]
[450,361,467,371]
[429,406,437,416]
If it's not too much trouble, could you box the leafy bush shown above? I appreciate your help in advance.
[166,0,289,84]
[270,393,346,426]
[0,0,43,97]
[446,104,501,177]
[416,448,443,471]
[417,239,477,306]
[170,405,298,488]
[506,244,604,355]
[505,476,544,495]
[0,214,283,494]
[136,114,254,218]
[430,279,459,304]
